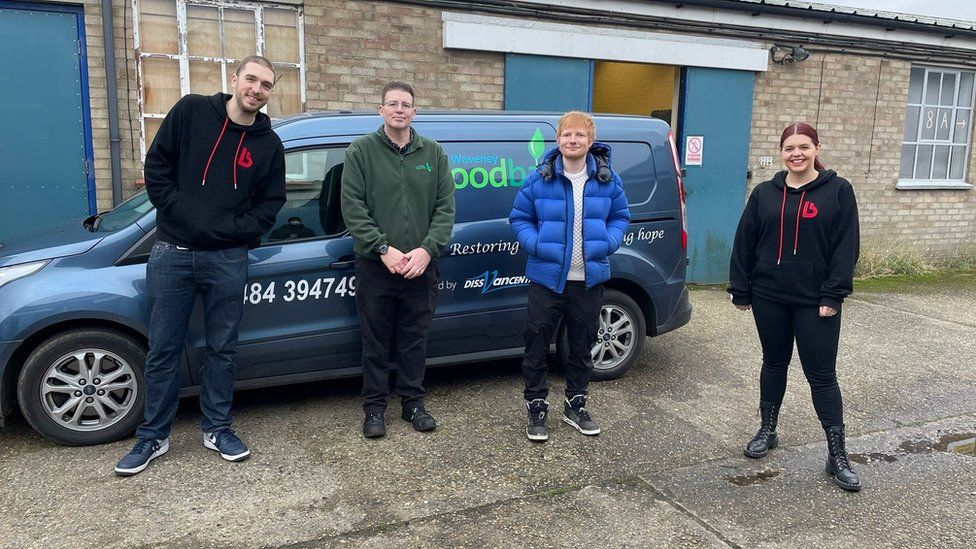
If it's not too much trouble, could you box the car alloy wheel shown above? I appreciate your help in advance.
[40,348,138,432]
[591,303,636,372]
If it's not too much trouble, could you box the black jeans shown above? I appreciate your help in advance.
[751,295,844,428]
[355,257,438,415]
[521,281,603,401]
[136,241,248,440]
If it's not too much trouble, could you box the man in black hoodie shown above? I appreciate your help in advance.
[115,56,286,476]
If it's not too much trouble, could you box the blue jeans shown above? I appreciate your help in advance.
[135,241,248,440]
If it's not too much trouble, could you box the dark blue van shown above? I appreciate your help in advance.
[0,112,691,445]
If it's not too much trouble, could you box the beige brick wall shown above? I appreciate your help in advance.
[302,1,504,110]
[748,53,976,261]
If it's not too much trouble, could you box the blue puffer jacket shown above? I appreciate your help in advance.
[509,142,631,293]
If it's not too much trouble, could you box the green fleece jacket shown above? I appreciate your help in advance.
[340,126,456,259]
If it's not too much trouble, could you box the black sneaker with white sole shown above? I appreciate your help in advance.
[562,395,601,436]
[525,399,549,442]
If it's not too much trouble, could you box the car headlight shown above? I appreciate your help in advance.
[0,260,49,289]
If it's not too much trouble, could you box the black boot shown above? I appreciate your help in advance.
[825,425,861,491]
[743,401,780,458]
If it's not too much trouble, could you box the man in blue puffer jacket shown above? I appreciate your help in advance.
[509,111,630,442]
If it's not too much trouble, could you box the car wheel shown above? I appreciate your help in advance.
[17,329,146,446]
[558,289,647,381]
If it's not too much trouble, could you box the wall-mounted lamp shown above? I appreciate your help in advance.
[770,44,810,64]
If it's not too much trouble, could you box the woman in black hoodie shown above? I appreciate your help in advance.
[729,122,861,492]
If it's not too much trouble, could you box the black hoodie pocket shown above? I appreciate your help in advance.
[752,258,822,302]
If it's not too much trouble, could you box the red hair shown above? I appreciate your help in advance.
[780,122,825,171]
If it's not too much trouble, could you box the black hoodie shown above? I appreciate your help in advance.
[728,169,859,309]
[144,93,286,250]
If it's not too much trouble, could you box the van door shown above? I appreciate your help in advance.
[413,121,556,359]
[184,144,363,382]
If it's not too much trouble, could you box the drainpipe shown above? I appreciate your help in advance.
[102,0,123,207]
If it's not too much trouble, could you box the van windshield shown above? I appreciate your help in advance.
[91,190,154,232]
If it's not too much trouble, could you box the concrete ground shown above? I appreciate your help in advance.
[1,273,974,548]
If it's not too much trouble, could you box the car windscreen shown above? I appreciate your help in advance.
[93,190,154,232]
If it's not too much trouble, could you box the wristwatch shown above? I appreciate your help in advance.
[377,244,389,255]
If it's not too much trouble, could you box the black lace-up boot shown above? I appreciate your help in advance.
[825,424,861,491]
[744,401,780,458]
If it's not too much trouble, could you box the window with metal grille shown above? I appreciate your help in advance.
[134,0,305,158]
[898,66,975,189]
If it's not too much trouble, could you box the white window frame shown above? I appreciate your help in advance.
[897,65,975,190]
[132,0,306,159]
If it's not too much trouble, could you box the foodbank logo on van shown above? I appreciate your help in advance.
[451,128,546,190]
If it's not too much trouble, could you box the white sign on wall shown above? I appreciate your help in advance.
[685,136,703,166]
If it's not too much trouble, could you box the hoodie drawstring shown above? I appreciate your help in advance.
[233,132,247,190]
[793,191,806,256]
[777,185,787,265]
[202,117,230,186]
[777,186,807,265]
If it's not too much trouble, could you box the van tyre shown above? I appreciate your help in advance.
[558,289,646,381]
[17,329,146,446]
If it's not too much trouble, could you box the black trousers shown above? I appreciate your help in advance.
[521,281,603,401]
[355,258,438,415]
[752,295,844,428]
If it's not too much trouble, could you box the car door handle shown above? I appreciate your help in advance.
[329,255,356,269]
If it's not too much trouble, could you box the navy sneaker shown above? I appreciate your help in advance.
[203,428,251,462]
[114,437,169,477]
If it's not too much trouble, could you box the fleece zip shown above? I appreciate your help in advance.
[144,93,286,250]
[728,169,860,309]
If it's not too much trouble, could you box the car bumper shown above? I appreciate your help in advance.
[0,339,23,427]
[655,285,692,336]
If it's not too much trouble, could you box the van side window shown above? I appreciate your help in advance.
[605,142,657,208]
[441,142,539,224]
[265,147,347,244]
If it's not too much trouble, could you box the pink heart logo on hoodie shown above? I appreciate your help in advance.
[237,147,253,169]
[802,201,818,219]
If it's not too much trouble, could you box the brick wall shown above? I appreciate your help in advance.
[302,1,504,110]
[749,53,976,260]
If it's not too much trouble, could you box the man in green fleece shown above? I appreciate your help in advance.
[341,81,455,439]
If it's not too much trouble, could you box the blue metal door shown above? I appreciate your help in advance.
[504,54,592,111]
[0,2,95,239]
[679,67,755,284]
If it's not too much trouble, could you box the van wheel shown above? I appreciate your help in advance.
[558,289,646,381]
[17,329,145,446]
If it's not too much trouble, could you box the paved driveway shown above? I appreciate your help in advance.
[1,275,974,548]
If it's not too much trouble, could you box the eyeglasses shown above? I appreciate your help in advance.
[383,101,414,110]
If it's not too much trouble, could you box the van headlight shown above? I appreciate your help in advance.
[0,260,49,289]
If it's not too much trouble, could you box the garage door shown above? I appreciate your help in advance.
[0,1,95,239]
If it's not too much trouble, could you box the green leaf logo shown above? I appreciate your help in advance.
[528,128,545,165]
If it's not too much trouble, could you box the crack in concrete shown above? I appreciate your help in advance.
[847,296,976,330]
[281,474,733,548]
[629,476,743,549]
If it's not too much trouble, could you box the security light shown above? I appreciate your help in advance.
[770,44,811,64]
